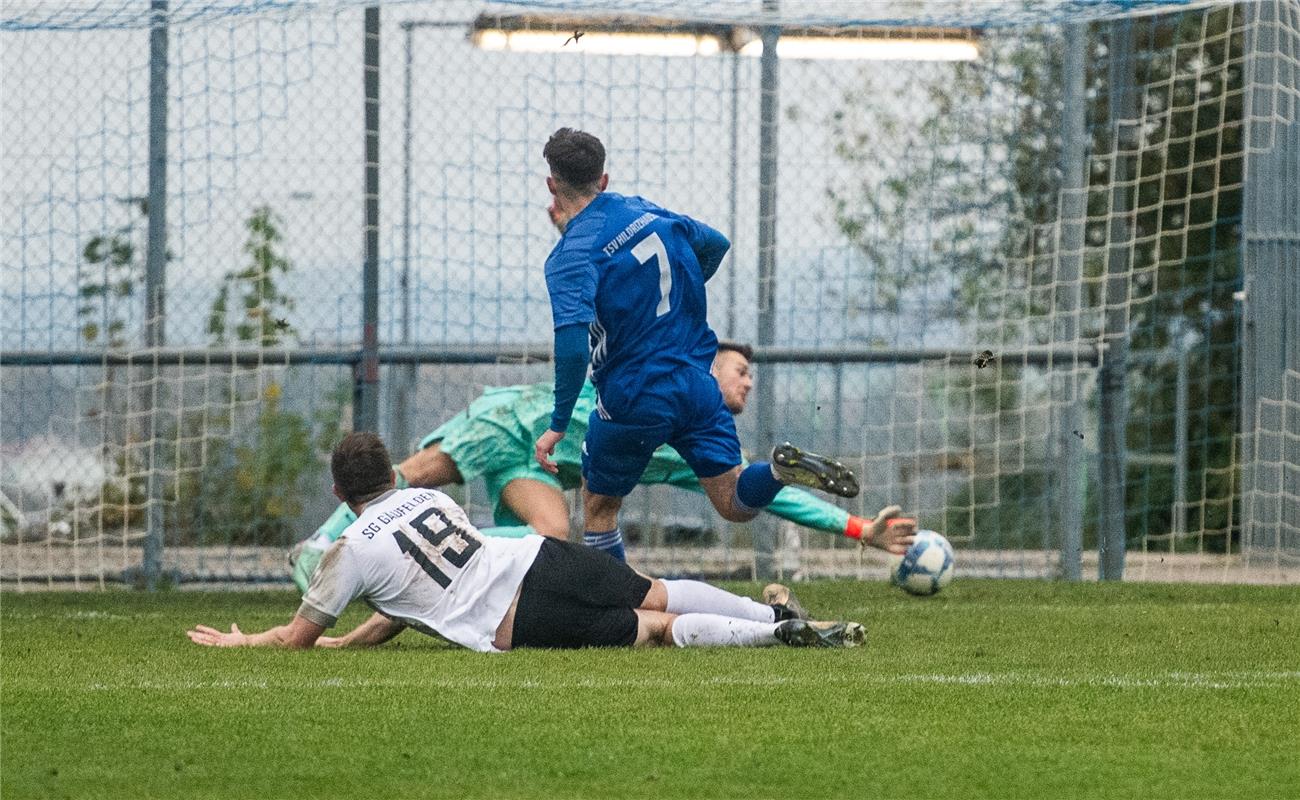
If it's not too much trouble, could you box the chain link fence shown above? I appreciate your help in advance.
[3,0,1298,587]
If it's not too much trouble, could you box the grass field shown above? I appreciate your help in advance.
[2,580,1298,799]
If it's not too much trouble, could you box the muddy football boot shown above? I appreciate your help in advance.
[771,443,860,498]
[763,583,810,622]
[774,619,867,648]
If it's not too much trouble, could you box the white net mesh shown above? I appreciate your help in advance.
[2,0,1298,586]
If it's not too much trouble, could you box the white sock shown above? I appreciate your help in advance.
[669,613,781,648]
[662,579,776,623]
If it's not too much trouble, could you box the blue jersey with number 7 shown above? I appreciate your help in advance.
[544,192,730,416]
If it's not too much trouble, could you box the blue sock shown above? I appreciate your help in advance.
[583,528,626,562]
[736,462,784,510]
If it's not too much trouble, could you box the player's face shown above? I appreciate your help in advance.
[712,350,753,415]
[545,176,566,233]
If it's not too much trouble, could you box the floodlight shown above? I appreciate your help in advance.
[472,29,723,57]
[469,14,980,62]
[469,14,735,58]
[737,34,979,61]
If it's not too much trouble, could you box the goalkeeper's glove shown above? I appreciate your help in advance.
[845,505,917,555]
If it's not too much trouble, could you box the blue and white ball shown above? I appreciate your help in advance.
[889,529,955,596]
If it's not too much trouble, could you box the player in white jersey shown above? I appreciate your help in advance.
[187,432,875,652]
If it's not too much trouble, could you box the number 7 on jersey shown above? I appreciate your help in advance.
[632,231,673,317]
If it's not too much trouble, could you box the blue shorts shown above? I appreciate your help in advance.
[581,369,742,497]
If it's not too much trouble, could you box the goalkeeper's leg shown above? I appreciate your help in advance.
[289,535,326,594]
[491,470,571,539]
[288,503,358,593]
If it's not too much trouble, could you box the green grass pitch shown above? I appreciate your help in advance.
[3,580,1297,799]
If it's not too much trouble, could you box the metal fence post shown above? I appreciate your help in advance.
[1240,0,1300,551]
[1098,16,1136,580]
[355,6,381,434]
[752,0,781,579]
[725,47,740,341]
[140,0,169,590]
[1172,339,1189,537]
[392,20,415,452]
[1054,22,1088,581]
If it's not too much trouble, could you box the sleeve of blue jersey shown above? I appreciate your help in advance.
[549,323,590,433]
[544,232,598,329]
[643,201,729,282]
[687,220,730,282]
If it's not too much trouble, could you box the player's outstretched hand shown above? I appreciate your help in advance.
[863,505,917,555]
[186,623,248,647]
[534,429,565,475]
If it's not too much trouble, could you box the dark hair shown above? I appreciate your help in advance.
[717,341,754,362]
[543,128,606,194]
[331,431,393,505]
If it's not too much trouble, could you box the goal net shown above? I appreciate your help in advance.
[2,0,1297,586]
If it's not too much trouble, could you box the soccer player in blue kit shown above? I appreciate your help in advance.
[533,128,861,562]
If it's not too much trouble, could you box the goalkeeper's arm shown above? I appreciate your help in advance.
[649,449,899,547]
[764,492,915,554]
[762,487,895,543]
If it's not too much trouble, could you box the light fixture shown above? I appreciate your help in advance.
[469,14,980,62]
[472,29,723,57]
[469,14,735,58]
[737,34,979,62]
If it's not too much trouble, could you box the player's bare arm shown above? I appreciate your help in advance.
[315,612,406,648]
[186,613,324,649]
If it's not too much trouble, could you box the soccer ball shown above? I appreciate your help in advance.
[889,529,955,596]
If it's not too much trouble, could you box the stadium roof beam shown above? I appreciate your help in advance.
[468,14,980,61]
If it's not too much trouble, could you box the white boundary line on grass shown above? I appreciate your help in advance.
[82,671,1300,693]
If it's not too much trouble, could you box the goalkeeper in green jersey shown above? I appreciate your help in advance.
[290,343,915,591]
